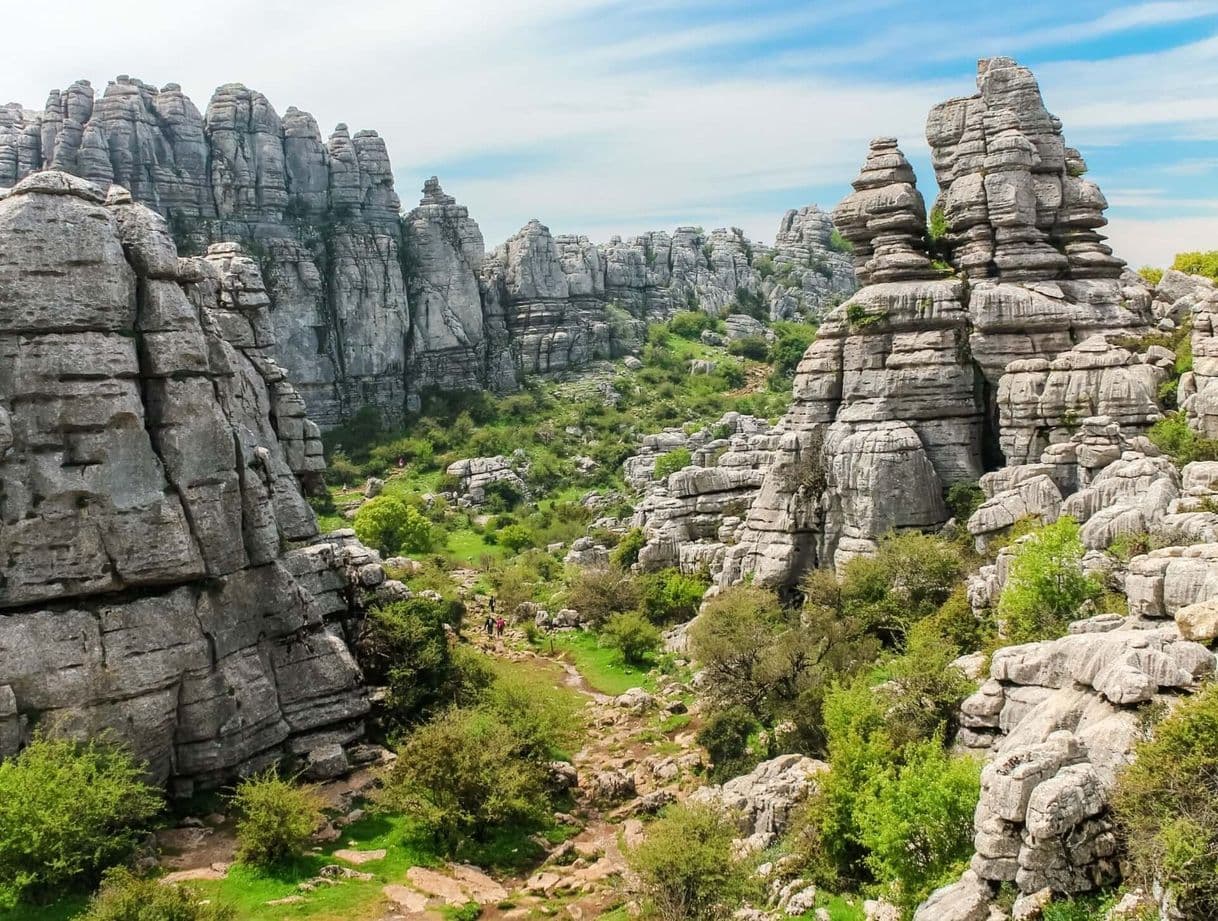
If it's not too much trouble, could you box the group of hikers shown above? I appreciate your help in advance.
[484,596,507,638]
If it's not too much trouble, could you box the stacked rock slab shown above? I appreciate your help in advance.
[719,59,1151,591]
[0,171,375,791]
[763,206,856,320]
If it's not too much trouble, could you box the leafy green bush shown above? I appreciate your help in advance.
[997,517,1101,643]
[496,524,536,553]
[627,802,753,921]
[79,867,234,921]
[946,481,985,522]
[476,659,579,761]
[357,597,466,729]
[829,230,852,254]
[639,568,708,625]
[1149,412,1218,466]
[376,707,550,850]
[853,739,981,910]
[566,566,641,627]
[1138,266,1164,286]
[354,495,437,555]
[1112,682,1218,918]
[654,448,692,480]
[768,321,817,379]
[324,450,364,487]
[727,336,769,360]
[716,359,746,389]
[0,735,162,908]
[231,770,325,867]
[602,610,662,666]
[1172,250,1218,281]
[611,528,647,568]
[696,707,762,783]
[669,311,719,340]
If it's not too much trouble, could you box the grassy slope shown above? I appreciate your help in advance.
[541,630,656,696]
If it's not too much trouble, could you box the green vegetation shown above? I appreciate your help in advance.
[829,229,853,254]
[669,310,722,340]
[79,868,233,921]
[1138,265,1164,286]
[542,629,657,695]
[997,517,1102,643]
[1172,250,1218,281]
[602,610,663,666]
[654,447,693,480]
[626,803,754,921]
[354,495,439,555]
[1149,411,1218,466]
[231,770,326,868]
[0,735,162,909]
[1112,682,1218,918]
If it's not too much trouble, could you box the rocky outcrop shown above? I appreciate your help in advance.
[690,754,828,852]
[3,76,856,427]
[0,171,378,792]
[718,58,1151,591]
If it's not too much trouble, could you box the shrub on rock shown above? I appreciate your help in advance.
[997,516,1101,643]
[231,770,326,867]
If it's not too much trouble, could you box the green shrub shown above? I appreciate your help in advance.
[669,311,718,340]
[376,707,550,850]
[1138,266,1164,286]
[1171,250,1218,281]
[696,707,761,782]
[357,597,466,729]
[566,566,641,627]
[0,735,162,908]
[1149,412,1218,466]
[602,610,662,666]
[997,517,1102,643]
[325,450,364,487]
[716,360,746,389]
[853,739,981,910]
[639,568,708,625]
[829,229,853,254]
[1112,682,1218,918]
[231,770,325,867]
[627,802,753,921]
[79,867,234,921]
[476,659,579,761]
[654,448,692,480]
[497,524,536,553]
[727,336,769,360]
[768,321,817,378]
[354,495,437,555]
[946,481,985,522]
[611,528,647,568]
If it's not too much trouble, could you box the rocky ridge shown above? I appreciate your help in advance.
[2,77,856,426]
[0,170,408,792]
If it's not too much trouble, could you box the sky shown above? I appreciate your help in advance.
[3,0,1217,268]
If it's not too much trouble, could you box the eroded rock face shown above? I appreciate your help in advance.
[719,58,1151,591]
[0,172,376,791]
[690,754,828,852]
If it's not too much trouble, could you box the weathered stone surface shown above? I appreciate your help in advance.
[0,172,376,789]
[690,754,828,851]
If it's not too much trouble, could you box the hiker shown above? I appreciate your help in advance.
[496,616,506,638]
[484,615,494,637]
[488,595,496,615]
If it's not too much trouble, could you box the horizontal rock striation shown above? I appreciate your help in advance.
[0,171,382,791]
[2,77,855,427]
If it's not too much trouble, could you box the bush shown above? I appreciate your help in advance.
[997,517,1101,643]
[231,769,325,867]
[611,528,647,568]
[946,481,985,522]
[476,660,579,761]
[627,802,752,921]
[1112,682,1218,917]
[768,321,817,378]
[566,566,641,627]
[653,448,692,480]
[325,450,363,487]
[357,597,466,729]
[497,523,536,553]
[602,610,662,666]
[696,707,761,782]
[853,739,981,910]
[1149,411,1218,466]
[354,495,437,555]
[1138,266,1164,286]
[0,735,162,907]
[716,359,746,389]
[689,584,784,708]
[376,707,550,850]
[727,336,769,360]
[1172,250,1218,281]
[79,867,234,921]
[639,568,708,625]
[669,311,718,340]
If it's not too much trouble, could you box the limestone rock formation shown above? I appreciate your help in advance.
[690,754,828,852]
[763,206,856,320]
[0,171,379,791]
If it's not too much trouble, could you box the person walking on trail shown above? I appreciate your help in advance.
[496,616,506,638]
[484,615,494,637]
[489,595,496,615]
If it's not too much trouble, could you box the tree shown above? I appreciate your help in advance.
[611,528,647,568]
[997,517,1102,643]
[496,523,536,553]
[231,770,326,867]
[627,803,753,921]
[0,735,162,908]
[696,707,761,782]
[603,610,662,666]
[565,566,641,627]
[688,584,784,708]
[353,495,436,555]
[639,568,708,625]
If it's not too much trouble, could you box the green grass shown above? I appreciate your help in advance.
[541,630,656,695]
[0,894,89,921]
[444,528,505,566]
[798,894,866,921]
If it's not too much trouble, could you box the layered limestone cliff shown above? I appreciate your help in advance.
[0,171,386,792]
[2,77,855,427]
[716,57,1152,590]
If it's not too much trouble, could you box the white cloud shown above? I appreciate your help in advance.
[1105,213,1218,267]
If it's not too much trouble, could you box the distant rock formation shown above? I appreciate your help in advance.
[0,171,387,792]
[1,76,855,426]
[716,57,1152,587]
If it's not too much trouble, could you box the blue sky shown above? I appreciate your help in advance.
[4,0,1217,266]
